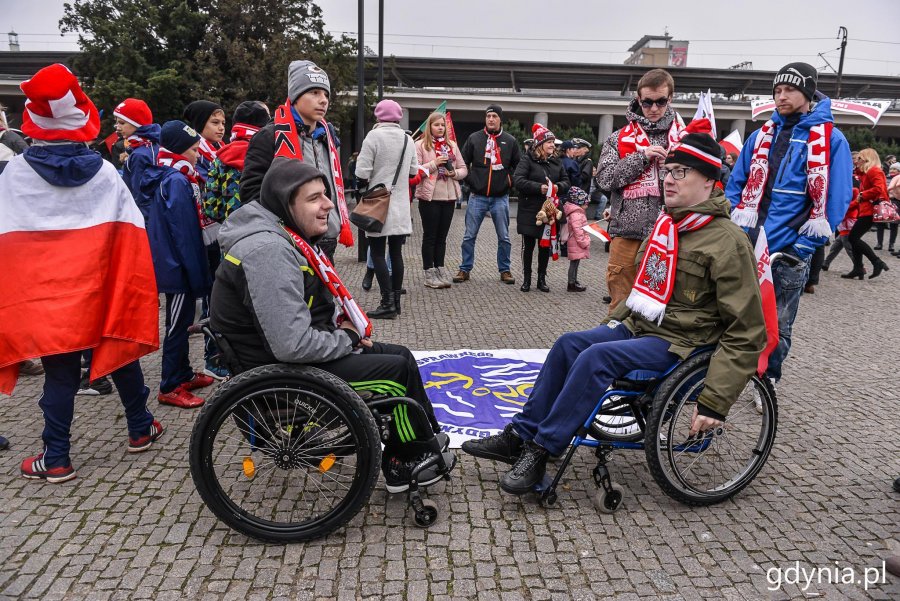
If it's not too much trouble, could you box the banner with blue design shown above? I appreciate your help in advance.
[414,349,549,448]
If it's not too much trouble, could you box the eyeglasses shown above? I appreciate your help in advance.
[660,167,694,180]
[640,96,670,109]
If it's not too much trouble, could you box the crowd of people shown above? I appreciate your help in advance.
[0,58,897,544]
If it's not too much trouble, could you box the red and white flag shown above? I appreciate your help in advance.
[582,222,611,242]
[719,129,743,158]
[0,158,160,394]
[754,227,779,376]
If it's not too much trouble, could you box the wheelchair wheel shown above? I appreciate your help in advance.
[589,394,644,442]
[189,364,381,543]
[644,351,777,506]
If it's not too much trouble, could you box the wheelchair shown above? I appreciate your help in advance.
[534,347,778,512]
[187,321,454,543]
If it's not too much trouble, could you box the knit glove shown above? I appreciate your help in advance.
[790,234,828,260]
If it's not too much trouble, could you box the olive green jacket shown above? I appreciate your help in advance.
[603,191,767,417]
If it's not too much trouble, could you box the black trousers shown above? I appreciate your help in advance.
[368,235,405,296]
[806,245,825,286]
[848,215,879,271]
[317,341,439,457]
[521,234,550,277]
[418,201,455,269]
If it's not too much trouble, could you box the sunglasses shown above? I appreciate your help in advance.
[640,97,670,109]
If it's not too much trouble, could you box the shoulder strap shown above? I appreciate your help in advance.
[391,135,410,187]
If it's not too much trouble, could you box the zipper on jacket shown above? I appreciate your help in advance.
[774,144,795,187]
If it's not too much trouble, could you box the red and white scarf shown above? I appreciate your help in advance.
[434,136,452,180]
[732,119,833,237]
[483,129,503,171]
[281,224,372,339]
[229,123,259,143]
[125,133,154,150]
[626,211,715,325]
[197,138,219,164]
[617,114,685,199]
[539,180,561,261]
[274,100,354,247]
[158,148,218,241]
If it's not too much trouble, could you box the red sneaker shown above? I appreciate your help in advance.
[158,386,205,408]
[181,372,214,391]
[21,453,76,483]
[128,420,165,453]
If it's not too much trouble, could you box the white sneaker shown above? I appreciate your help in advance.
[424,268,442,289]
[436,266,453,288]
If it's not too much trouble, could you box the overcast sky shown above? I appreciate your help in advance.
[2,0,898,78]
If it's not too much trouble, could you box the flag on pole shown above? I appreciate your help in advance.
[692,89,717,139]
[754,227,778,376]
[413,101,447,137]
[445,110,458,144]
[103,131,119,155]
[719,129,743,157]
[582,222,611,242]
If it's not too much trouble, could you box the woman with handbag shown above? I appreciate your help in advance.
[513,124,570,292]
[843,148,890,280]
[354,99,419,318]
[415,112,468,289]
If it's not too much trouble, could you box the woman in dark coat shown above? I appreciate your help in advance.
[513,124,570,292]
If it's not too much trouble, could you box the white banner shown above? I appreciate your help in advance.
[751,98,892,125]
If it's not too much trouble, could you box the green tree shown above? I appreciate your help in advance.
[843,126,900,160]
[60,0,356,131]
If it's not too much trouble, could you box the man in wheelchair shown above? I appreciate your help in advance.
[209,158,451,493]
[463,126,768,495]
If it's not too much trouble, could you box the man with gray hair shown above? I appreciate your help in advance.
[241,60,352,260]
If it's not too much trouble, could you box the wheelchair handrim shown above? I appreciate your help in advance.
[657,375,775,499]
[197,385,371,537]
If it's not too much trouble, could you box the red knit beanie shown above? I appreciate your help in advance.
[113,98,153,128]
[531,123,555,146]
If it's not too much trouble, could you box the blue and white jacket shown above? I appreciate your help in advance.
[725,97,853,256]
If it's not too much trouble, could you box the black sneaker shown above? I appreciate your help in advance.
[76,373,113,395]
[461,423,523,465]
[382,452,445,494]
[499,441,549,495]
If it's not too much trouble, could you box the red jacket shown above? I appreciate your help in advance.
[856,166,888,218]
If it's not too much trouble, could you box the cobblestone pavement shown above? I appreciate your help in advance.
[1,203,898,601]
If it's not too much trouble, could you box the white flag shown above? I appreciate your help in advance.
[692,90,717,139]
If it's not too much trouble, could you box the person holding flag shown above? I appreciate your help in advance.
[726,62,853,384]
[0,64,162,483]
[240,60,353,261]
[209,158,453,494]
[463,125,766,495]
[415,111,468,289]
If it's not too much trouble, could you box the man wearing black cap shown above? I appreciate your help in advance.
[463,128,766,495]
[454,104,521,285]
[210,159,455,493]
[726,62,852,385]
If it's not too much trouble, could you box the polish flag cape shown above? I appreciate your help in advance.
[0,156,160,394]
[754,227,779,376]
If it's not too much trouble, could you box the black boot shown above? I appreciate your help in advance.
[536,273,550,293]
[393,290,402,315]
[520,272,532,292]
[499,440,549,495]
[461,424,523,464]
[871,261,889,279]
[369,292,397,319]
[361,268,375,291]
[841,269,865,280]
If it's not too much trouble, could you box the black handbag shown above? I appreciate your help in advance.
[350,137,409,233]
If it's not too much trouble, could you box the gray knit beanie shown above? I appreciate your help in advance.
[288,60,331,102]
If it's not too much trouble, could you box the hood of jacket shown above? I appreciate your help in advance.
[257,156,329,235]
[133,123,161,143]
[563,201,586,217]
[666,188,730,222]
[216,139,250,170]
[22,144,104,187]
[625,98,677,134]
[770,94,834,132]
[218,200,293,255]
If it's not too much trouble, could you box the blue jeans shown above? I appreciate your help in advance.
[39,352,153,467]
[767,254,811,382]
[459,194,512,273]
[593,194,609,220]
[366,247,392,274]
[511,323,678,455]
